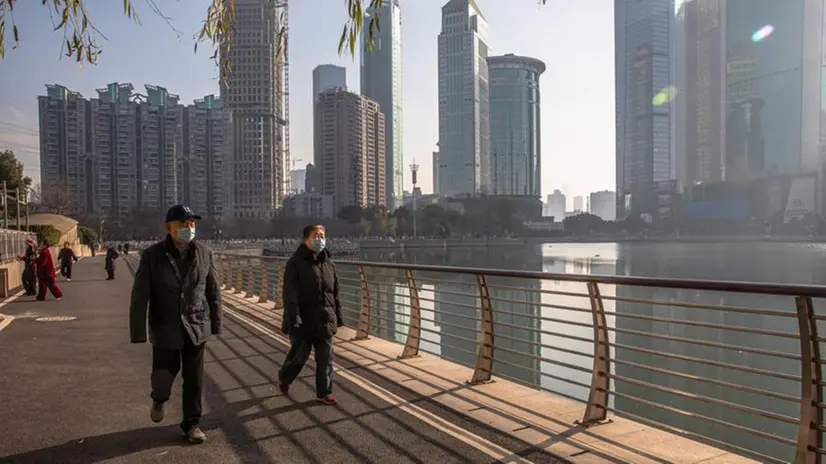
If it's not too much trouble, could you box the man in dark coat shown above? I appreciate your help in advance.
[18,237,37,295]
[105,245,119,280]
[58,242,78,281]
[278,224,344,405]
[129,204,222,444]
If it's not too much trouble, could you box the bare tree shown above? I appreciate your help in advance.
[29,183,71,215]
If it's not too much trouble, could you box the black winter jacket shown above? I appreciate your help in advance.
[281,245,344,340]
[129,236,222,348]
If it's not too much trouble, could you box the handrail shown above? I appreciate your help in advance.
[214,251,824,463]
[215,250,826,297]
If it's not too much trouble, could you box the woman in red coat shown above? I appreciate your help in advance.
[36,240,63,301]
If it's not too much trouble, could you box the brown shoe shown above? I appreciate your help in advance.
[150,401,164,423]
[185,427,206,444]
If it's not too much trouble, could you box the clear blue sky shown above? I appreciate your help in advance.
[0,0,641,205]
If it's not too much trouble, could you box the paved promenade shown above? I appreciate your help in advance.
[0,257,561,464]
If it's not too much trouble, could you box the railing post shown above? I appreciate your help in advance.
[399,269,421,359]
[469,273,494,384]
[795,295,822,463]
[258,260,269,303]
[273,262,285,309]
[581,281,610,425]
[244,258,255,298]
[354,264,372,340]
[233,258,244,295]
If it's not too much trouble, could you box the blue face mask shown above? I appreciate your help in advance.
[309,238,326,253]
[176,227,196,243]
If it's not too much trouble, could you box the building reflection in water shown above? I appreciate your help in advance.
[361,246,543,386]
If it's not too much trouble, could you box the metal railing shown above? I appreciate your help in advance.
[0,228,35,264]
[214,251,826,463]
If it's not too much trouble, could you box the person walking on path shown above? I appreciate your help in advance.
[278,224,344,405]
[129,204,222,444]
[18,237,37,296]
[35,240,62,301]
[105,245,119,280]
[58,242,78,281]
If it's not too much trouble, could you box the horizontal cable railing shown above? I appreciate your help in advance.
[214,251,826,463]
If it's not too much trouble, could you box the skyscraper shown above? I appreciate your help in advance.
[315,88,386,213]
[488,54,545,198]
[221,0,290,219]
[614,0,675,220]
[361,0,403,210]
[437,0,490,198]
[432,150,440,195]
[312,65,346,102]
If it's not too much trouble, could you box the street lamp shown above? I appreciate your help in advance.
[410,162,419,238]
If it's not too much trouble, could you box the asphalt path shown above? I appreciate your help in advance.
[0,255,560,464]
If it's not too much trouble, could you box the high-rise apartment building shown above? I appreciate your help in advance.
[614,0,675,220]
[361,0,403,209]
[38,83,231,222]
[180,95,232,219]
[221,0,290,219]
[545,190,566,220]
[38,84,94,216]
[573,195,584,212]
[90,83,142,220]
[315,88,386,213]
[488,54,545,198]
[589,190,616,221]
[437,0,490,198]
[137,85,181,212]
[304,163,318,193]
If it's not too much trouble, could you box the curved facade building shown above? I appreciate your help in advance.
[487,54,545,198]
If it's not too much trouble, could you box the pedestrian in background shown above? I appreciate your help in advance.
[278,224,344,405]
[35,240,62,301]
[58,242,78,281]
[129,204,222,444]
[105,245,119,280]
[18,237,37,296]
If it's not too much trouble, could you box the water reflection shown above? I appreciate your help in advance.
[351,241,826,461]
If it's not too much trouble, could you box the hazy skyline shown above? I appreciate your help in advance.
[0,0,625,203]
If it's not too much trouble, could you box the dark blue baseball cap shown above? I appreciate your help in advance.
[165,204,202,223]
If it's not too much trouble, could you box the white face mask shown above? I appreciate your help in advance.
[176,227,196,243]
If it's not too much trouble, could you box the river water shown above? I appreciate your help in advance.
[336,241,826,461]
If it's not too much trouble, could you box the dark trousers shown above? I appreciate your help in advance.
[60,262,72,279]
[278,335,334,398]
[151,340,206,432]
[106,268,114,280]
[22,268,35,295]
[36,275,62,300]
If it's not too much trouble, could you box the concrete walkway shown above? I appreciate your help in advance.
[0,256,559,464]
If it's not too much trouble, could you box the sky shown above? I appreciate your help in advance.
[0,0,634,206]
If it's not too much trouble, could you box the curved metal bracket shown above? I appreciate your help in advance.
[582,281,610,425]
[274,262,286,309]
[469,273,494,384]
[399,269,421,359]
[795,295,823,463]
[244,259,255,298]
[258,260,269,303]
[354,264,372,340]
[232,259,244,295]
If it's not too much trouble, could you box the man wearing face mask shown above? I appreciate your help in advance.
[129,204,222,444]
[278,224,344,405]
